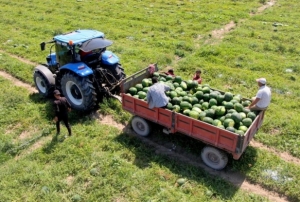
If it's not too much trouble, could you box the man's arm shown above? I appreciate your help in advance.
[247,97,260,109]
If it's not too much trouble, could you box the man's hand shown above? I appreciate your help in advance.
[53,116,58,122]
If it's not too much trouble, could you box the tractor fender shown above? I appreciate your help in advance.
[34,65,55,85]
[60,62,93,77]
[101,50,119,65]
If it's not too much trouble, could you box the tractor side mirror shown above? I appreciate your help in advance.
[40,42,46,51]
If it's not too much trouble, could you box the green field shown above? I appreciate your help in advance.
[0,0,300,201]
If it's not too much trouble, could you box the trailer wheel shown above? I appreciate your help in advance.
[131,116,151,137]
[34,71,51,97]
[201,146,228,170]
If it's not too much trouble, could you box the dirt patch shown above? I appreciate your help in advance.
[0,50,38,66]
[89,111,125,131]
[251,0,276,16]
[0,70,37,93]
[19,131,31,140]
[250,140,300,165]
[211,21,236,40]
[14,136,52,160]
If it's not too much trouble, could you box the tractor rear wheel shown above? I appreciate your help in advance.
[34,71,52,97]
[61,73,96,111]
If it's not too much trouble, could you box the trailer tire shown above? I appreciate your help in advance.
[34,71,52,97]
[131,116,151,137]
[201,146,228,170]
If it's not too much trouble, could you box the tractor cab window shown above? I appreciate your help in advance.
[55,43,73,67]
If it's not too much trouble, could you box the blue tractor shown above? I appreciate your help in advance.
[34,29,126,111]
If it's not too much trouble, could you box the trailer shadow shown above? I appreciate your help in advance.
[115,123,258,200]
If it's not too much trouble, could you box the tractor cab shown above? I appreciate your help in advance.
[34,29,126,112]
[41,29,106,68]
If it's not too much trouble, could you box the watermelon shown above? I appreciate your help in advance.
[202,93,210,101]
[224,92,233,101]
[189,110,199,119]
[201,102,209,110]
[192,107,202,113]
[226,127,236,133]
[224,102,234,109]
[172,105,181,112]
[209,92,218,100]
[180,101,192,110]
[193,104,202,109]
[133,95,139,99]
[180,81,188,90]
[198,112,206,120]
[223,118,235,128]
[227,109,237,113]
[174,76,182,83]
[143,87,149,93]
[178,91,187,97]
[182,96,191,103]
[190,97,199,105]
[203,117,214,124]
[215,106,226,116]
[239,112,247,119]
[153,72,160,77]
[242,118,253,127]
[194,91,204,100]
[209,98,218,107]
[142,78,151,87]
[239,125,248,132]
[202,86,210,94]
[167,103,173,110]
[138,91,147,99]
[135,83,144,91]
[172,97,181,105]
[212,119,222,127]
[235,130,245,136]
[169,91,178,99]
[128,87,138,95]
[216,94,225,105]
[247,112,257,121]
[186,80,194,89]
[183,109,191,116]
[173,82,180,88]
[231,112,242,123]
[159,77,166,82]
[166,75,173,81]
[242,100,251,107]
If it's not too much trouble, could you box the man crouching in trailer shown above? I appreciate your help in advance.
[146,77,170,109]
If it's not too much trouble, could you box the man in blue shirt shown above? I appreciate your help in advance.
[146,77,170,109]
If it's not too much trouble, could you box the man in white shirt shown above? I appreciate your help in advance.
[146,77,170,109]
[247,78,271,111]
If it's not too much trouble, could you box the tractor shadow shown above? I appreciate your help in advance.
[115,123,258,200]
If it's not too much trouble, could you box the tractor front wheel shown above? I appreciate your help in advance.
[34,71,52,97]
[61,73,96,111]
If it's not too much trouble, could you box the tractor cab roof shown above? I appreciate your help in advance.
[53,29,105,45]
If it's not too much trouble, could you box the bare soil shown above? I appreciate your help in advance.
[0,70,37,93]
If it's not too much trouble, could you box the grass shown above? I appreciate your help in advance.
[0,76,269,201]
[0,0,300,201]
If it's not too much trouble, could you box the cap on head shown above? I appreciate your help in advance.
[168,69,174,73]
[256,78,266,84]
[53,90,61,95]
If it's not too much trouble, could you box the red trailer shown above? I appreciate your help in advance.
[121,67,265,170]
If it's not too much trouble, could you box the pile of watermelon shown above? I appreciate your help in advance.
[127,73,258,136]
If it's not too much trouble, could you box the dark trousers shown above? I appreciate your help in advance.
[56,114,72,136]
